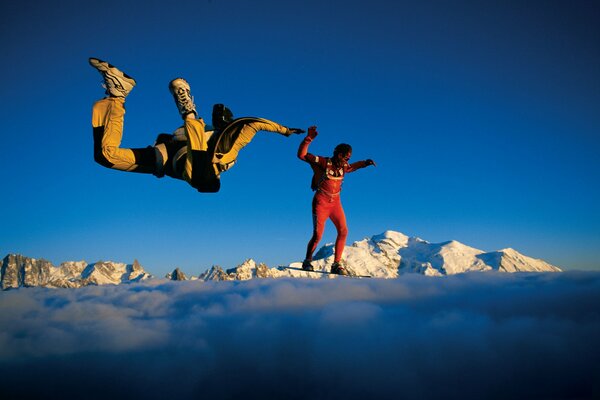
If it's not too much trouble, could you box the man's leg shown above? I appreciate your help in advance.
[169,78,220,192]
[305,195,330,261]
[182,115,207,182]
[329,201,348,263]
[92,98,141,171]
[89,58,155,174]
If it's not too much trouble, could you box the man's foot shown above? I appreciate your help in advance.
[330,261,348,276]
[89,57,136,98]
[169,78,197,119]
[302,259,314,272]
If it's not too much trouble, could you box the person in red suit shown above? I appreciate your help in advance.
[297,126,376,275]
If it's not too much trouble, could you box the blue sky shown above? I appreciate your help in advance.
[1,0,599,275]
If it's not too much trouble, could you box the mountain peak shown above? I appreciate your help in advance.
[485,248,562,273]
[1,255,152,290]
[2,231,562,289]
[198,232,561,281]
[166,267,187,281]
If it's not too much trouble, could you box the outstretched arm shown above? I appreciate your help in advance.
[347,159,376,172]
[242,118,304,137]
[211,118,305,167]
[297,126,318,162]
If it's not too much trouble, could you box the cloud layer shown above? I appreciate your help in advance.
[1,272,599,399]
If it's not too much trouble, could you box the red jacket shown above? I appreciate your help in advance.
[297,137,369,195]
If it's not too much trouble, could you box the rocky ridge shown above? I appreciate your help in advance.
[1,254,151,290]
[1,231,562,289]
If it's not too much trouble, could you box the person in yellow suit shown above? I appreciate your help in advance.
[90,57,304,192]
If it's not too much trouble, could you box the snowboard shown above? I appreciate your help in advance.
[283,266,371,278]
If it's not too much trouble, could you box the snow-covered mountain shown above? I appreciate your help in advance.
[198,230,561,281]
[198,259,273,281]
[0,254,152,290]
[1,231,561,289]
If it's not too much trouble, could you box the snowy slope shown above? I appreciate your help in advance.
[1,230,562,288]
[478,248,562,273]
[199,230,562,281]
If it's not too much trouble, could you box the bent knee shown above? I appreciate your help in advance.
[95,145,137,171]
[94,145,116,168]
[97,146,120,167]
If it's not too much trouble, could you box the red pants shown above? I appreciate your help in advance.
[305,192,348,262]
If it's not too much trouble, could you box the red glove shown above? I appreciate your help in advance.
[307,126,318,139]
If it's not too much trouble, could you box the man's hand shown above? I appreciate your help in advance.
[307,125,318,139]
[366,159,377,167]
[289,128,305,134]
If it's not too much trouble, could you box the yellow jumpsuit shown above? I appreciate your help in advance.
[91,97,293,192]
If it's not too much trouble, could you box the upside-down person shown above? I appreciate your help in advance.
[89,57,304,193]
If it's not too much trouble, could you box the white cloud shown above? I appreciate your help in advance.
[0,272,598,399]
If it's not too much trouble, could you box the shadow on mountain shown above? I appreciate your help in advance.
[476,251,502,270]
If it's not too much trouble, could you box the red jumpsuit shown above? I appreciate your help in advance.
[298,137,369,262]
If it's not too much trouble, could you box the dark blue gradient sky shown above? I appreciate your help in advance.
[1,0,598,274]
